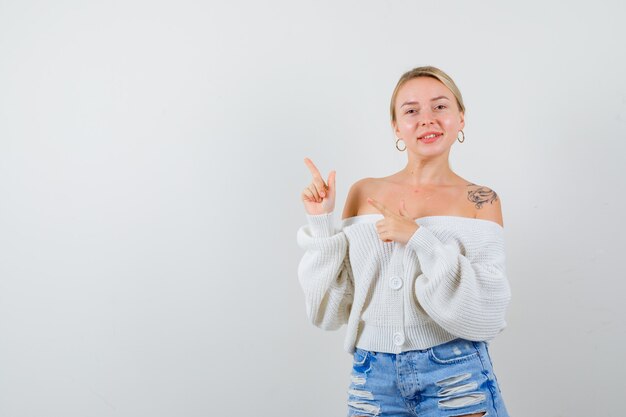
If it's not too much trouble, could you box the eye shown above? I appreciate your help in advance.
[405,108,418,114]
[435,104,447,110]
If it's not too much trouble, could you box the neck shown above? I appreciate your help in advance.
[400,158,456,187]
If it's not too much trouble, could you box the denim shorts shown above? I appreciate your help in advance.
[347,338,510,417]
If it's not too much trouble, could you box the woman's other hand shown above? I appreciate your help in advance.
[301,157,336,215]
[367,197,419,244]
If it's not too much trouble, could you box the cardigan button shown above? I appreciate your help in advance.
[393,332,405,346]
[389,276,403,290]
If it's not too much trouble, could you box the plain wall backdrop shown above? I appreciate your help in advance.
[1,0,625,416]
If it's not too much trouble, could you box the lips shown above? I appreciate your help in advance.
[418,131,443,140]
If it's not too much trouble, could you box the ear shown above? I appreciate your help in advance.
[391,120,400,137]
[459,112,465,130]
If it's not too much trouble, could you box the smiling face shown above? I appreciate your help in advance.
[392,76,465,155]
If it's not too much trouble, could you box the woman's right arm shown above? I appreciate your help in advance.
[296,213,353,330]
[296,158,354,330]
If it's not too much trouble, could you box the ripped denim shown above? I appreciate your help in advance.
[347,338,510,417]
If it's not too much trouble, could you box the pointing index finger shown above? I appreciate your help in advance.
[367,197,390,216]
[304,157,323,180]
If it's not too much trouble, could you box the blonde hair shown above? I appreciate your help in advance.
[390,66,465,124]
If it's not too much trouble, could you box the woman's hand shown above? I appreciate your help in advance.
[367,197,419,244]
[301,157,336,215]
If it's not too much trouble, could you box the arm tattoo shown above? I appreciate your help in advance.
[466,183,499,209]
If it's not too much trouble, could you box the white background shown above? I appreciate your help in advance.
[1,1,625,416]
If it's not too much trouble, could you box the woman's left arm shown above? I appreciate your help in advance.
[366,195,511,341]
[406,224,511,341]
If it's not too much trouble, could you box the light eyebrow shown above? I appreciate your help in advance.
[400,96,450,107]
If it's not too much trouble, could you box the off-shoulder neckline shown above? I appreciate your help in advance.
[341,213,503,230]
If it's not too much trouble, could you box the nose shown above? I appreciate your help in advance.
[419,116,435,126]
[418,109,435,125]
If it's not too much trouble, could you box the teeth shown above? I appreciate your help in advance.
[423,133,439,139]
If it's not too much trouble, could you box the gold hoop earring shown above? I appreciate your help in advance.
[395,138,406,151]
[457,130,465,143]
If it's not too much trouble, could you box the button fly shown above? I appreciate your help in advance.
[389,276,403,290]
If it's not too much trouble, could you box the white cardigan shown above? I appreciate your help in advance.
[296,212,512,354]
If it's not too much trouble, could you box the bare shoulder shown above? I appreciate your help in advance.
[466,183,504,228]
[341,177,376,220]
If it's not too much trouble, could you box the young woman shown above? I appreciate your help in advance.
[297,66,511,417]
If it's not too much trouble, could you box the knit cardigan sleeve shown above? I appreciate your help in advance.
[296,212,354,330]
[406,223,511,341]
